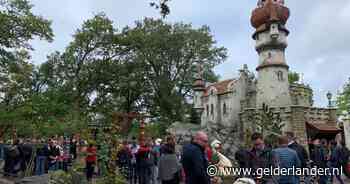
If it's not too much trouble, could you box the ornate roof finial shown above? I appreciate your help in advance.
[258,0,285,7]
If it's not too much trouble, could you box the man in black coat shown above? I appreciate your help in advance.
[310,138,328,184]
[285,132,308,168]
[181,131,210,184]
[249,133,275,184]
[285,132,310,184]
[235,145,253,178]
[20,139,34,173]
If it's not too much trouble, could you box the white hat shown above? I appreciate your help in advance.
[234,178,256,184]
[155,138,162,145]
[211,139,221,149]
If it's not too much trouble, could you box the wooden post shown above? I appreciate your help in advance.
[139,118,146,143]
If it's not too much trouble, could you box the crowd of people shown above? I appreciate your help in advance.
[0,131,349,184]
[0,136,79,177]
[235,132,350,184]
[115,132,350,184]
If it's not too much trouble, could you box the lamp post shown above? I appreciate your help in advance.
[327,91,332,108]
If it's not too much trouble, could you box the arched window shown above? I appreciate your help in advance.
[210,89,214,95]
[277,71,284,81]
[223,103,227,115]
[210,104,214,116]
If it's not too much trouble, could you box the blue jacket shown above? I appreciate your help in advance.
[273,147,301,184]
[181,143,210,184]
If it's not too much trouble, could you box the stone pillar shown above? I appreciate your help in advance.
[290,106,309,149]
[328,108,337,123]
[343,115,350,150]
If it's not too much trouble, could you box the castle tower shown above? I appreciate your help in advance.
[192,64,205,118]
[251,0,292,108]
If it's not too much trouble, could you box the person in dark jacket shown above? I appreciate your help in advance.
[249,133,275,184]
[235,145,253,178]
[35,139,50,175]
[272,136,301,184]
[20,139,34,173]
[181,131,210,184]
[137,139,152,184]
[310,138,328,184]
[4,139,22,176]
[329,140,345,184]
[117,140,132,179]
[286,132,309,184]
[70,138,77,160]
[285,132,308,168]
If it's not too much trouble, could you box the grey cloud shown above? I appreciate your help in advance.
[26,0,349,107]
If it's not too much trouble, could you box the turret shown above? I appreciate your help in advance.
[251,0,292,108]
[193,64,205,115]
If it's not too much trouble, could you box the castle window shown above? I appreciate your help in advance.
[268,52,272,59]
[210,104,214,116]
[277,71,284,81]
[223,103,227,115]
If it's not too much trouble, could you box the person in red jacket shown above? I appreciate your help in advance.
[85,143,97,182]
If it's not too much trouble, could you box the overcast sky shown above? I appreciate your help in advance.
[28,0,350,107]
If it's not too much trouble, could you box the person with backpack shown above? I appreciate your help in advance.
[159,136,182,184]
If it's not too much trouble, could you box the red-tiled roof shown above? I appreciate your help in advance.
[202,79,236,97]
[306,121,341,133]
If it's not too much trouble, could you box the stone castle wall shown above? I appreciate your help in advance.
[239,106,336,148]
[290,83,313,107]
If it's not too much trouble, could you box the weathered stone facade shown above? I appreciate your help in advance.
[169,0,341,160]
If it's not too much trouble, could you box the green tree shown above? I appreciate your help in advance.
[0,0,53,59]
[41,13,123,130]
[0,0,53,139]
[337,78,350,115]
[288,71,300,84]
[39,16,226,135]
[125,18,227,122]
[248,103,284,147]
